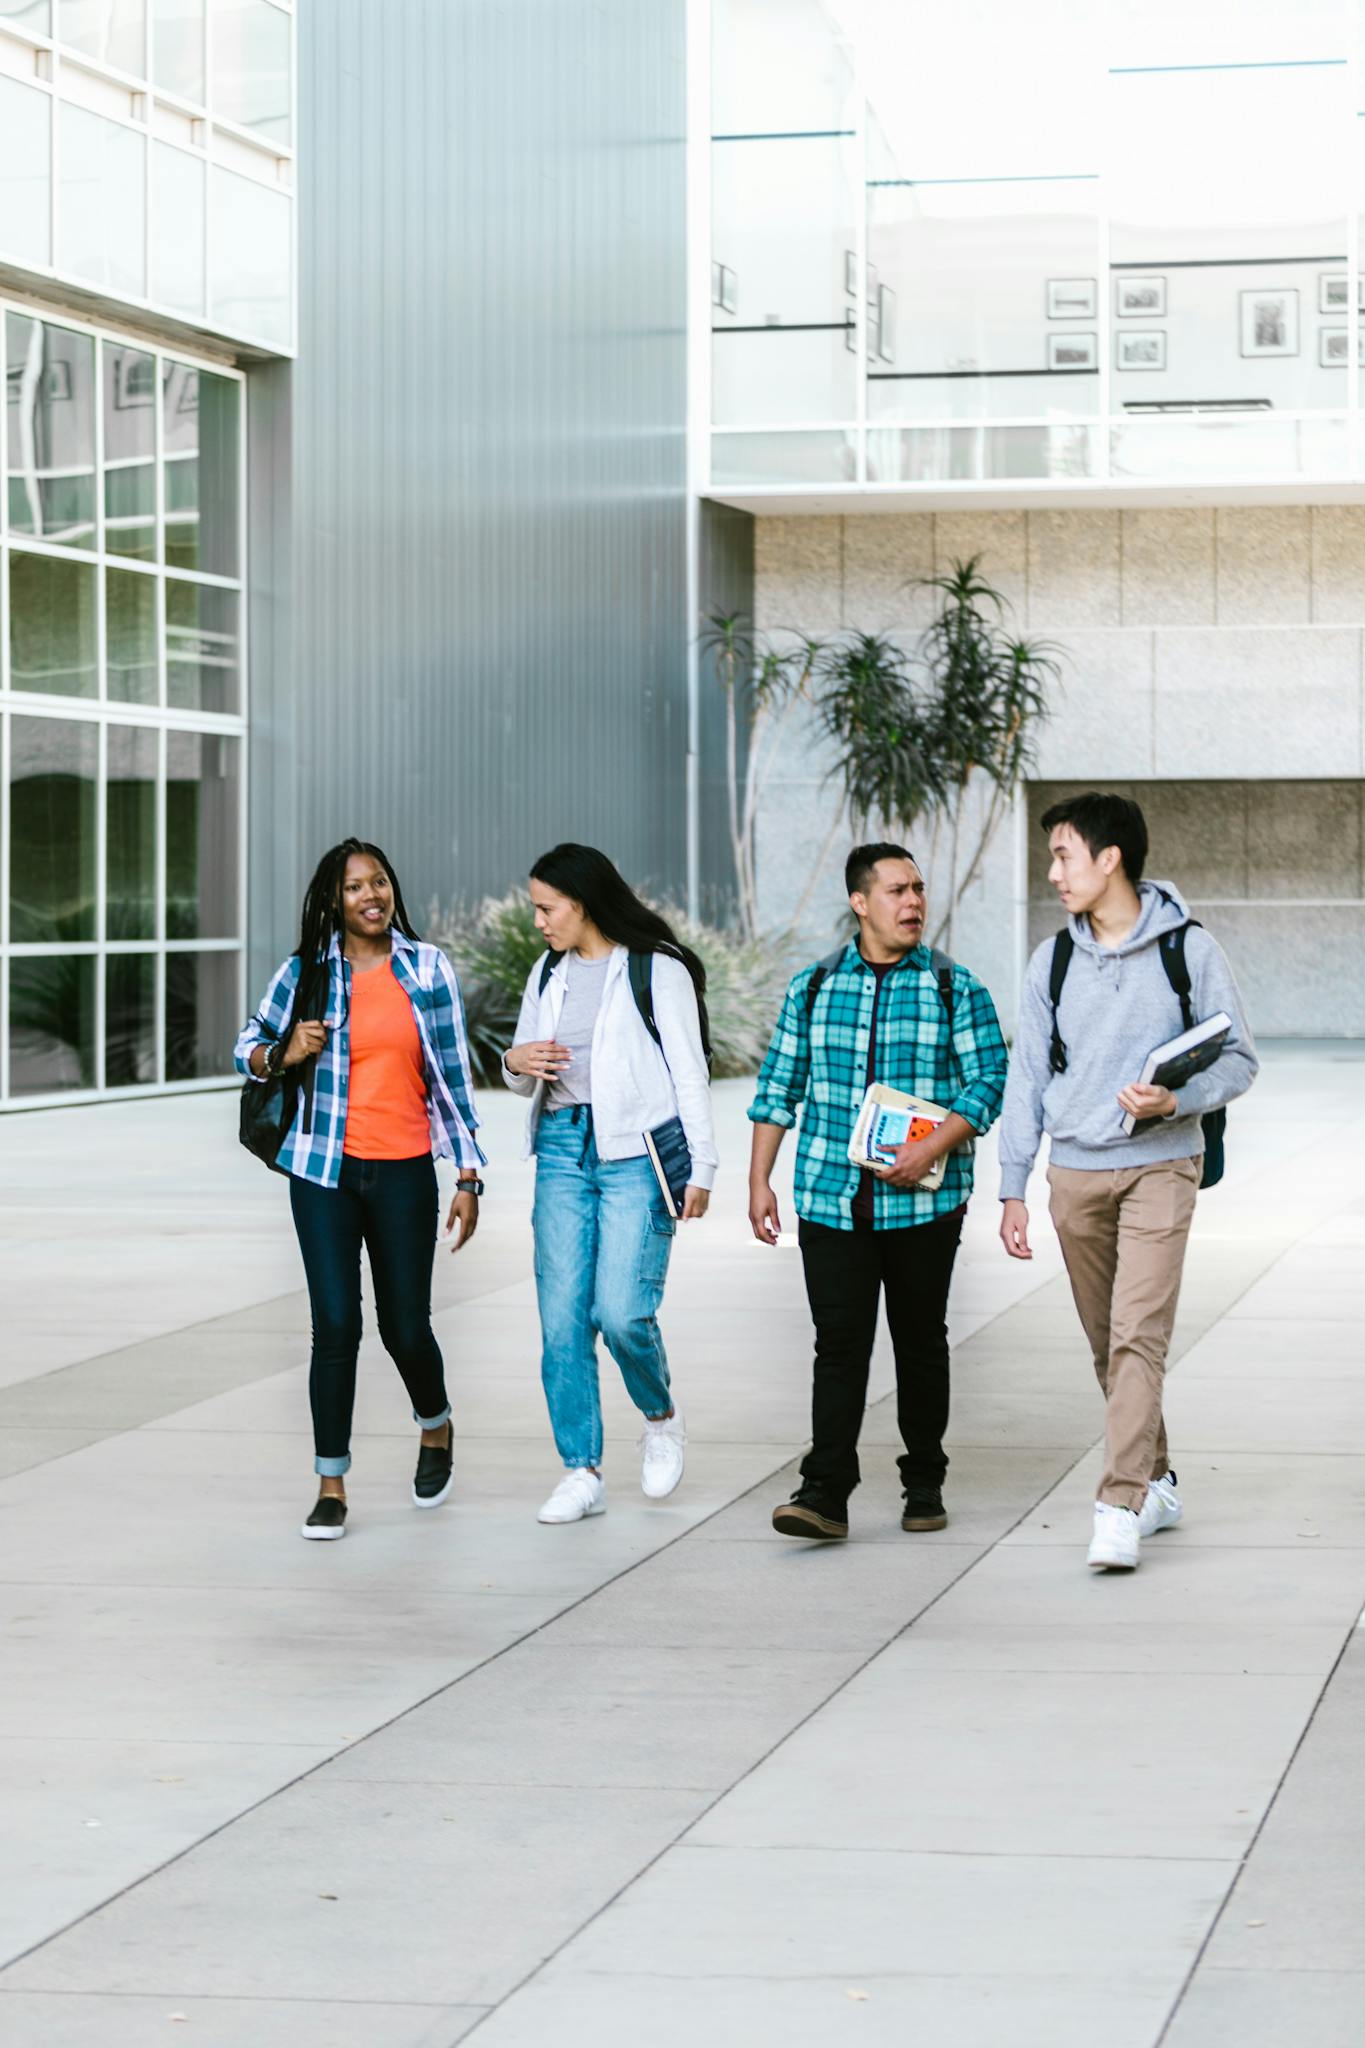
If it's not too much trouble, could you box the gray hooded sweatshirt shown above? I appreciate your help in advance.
[997,879,1259,1201]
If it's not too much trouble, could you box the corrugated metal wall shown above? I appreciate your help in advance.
[249,0,689,974]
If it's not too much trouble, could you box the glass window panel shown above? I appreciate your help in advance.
[9,958,96,1095]
[166,730,240,939]
[107,566,158,702]
[9,551,98,698]
[210,0,290,142]
[0,78,52,273]
[710,429,857,485]
[712,330,856,428]
[162,362,241,576]
[209,166,291,348]
[868,422,1099,485]
[151,142,205,318]
[9,714,98,942]
[166,580,239,712]
[106,722,158,939]
[58,104,146,301]
[6,313,97,546]
[152,0,204,101]
[59,0,146,74]
[106,953,156,1085]
[0,2,53,32]
[103,342,156,560]
[165,949,237,1080]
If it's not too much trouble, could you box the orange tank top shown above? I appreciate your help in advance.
[342,961,431,1160]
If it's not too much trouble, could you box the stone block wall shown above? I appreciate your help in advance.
[749,506,1365,1034]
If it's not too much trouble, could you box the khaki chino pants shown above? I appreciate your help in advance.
[1047,1157,1200,1511]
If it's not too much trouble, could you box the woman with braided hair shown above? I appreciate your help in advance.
[235,839,485,1539]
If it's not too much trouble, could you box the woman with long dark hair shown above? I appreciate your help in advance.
[235,838,485,1540]
[503,843,717,1523]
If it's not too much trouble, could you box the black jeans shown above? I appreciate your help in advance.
[289,1153,449,1476]
[798,1207,965,1505]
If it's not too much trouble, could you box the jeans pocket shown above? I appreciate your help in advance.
[641,1207,675,1284]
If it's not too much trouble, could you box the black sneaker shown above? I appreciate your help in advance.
[772,1489,849,1540]
[302,1495,347,1541]
[901,1485,947,1533]
[413,1421,454,1508]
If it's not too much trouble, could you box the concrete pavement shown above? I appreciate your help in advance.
[0,1053,1362,2045]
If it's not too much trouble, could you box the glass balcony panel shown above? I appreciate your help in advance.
[868,423,1099,485]
[106,722,158,938]
[9,713,98,942]
[58,104,146,300]
[152,143,206,318]
[209,165,291,347]
[1108,59,1349,419]
[152,0,204,102]
[165,581,240,713]
[162,361,241,577]
[0,78,52,272]
[9,551,98,697]
[710,0,855,138]
[58,0,146,76]
[711,429,857,486]
[106,953,156,1084]
[210,0,290,143]
[103,343,156,560]
[6,313,96,547]
[9,958,96,1094]
[1110,412,1351,481]
[166,730,240,939]
[0,2,53,32]
[712,327,855,428]
[107,565,158,703]
[164,949,237,1079]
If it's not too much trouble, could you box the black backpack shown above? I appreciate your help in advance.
[804,944,957,1029]
[1046,915,1226,1190]
[538,950,713,1068]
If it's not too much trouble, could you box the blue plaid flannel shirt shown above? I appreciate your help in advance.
[749,942,1008,1230]
[234,930,484,1188]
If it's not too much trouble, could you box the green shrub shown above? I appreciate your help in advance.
[429,889,788,1086]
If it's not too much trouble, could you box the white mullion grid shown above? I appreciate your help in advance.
[154,722,166,1083]
[854,107,868,484]
[94,716,108,1087]
[50,47,62,282]
[154,345,167,702]
[203,0,214,329]
[1097,155,1112,484]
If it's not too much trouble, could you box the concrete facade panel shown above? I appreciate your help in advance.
[1026,511,1121,628]
[754,517,842,634]
[1032,631,1155,782]
[840,514,935,633]
[1310,506,1365,624]
[1214,508,1312,625]
[1120,509,1216,626]
[1153,628,1361,779]
[933,510,1028,621]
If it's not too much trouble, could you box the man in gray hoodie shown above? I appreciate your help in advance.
[998,792,1258,1571]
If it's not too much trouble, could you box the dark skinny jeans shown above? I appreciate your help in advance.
[798,1207,965,1506]
[289,1153,450,1476]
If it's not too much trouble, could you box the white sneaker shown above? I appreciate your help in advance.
[1137,1470,1183,1538]
[1087,1501,1141,1570]
[639,1409,686,1499]
[537,1467,605,1524]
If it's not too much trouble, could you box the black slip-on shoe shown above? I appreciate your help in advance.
[413,1422,454,1508]
[901,1486,948,1532]
[302,1495,347,1541]
[772,1491,849,1541]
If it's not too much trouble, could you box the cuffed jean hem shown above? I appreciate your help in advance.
[413,1402,452,1429]
[315,1453,351,1476]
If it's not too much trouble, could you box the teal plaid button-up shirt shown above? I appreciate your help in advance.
[748,942,1009,1230]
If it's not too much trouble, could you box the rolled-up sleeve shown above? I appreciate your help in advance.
[748,975,812,1129]
[945,972,1009,1136]
[234,957,298,1080]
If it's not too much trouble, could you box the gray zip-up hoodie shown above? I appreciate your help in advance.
[998,880,1259,1201]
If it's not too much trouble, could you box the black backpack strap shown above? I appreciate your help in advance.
[628,951,660,1048]
[1048,930,1075,1075]
[803,946,850,1021]
[928,947,955,1029]
[538,950,559,996]
[1158,921,1199,1035]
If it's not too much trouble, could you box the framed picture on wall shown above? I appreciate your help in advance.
[1047,277,1097,319]
[1319,274,1349,313]
[844,249,859,298]
[718,265,738,315]
[877,284,896,362]
[1320,327,1349,366]
[1240,287,1298,357]
[1116,330,1166,371]
[1116,275,1166,318]
[1048,332,1097,371]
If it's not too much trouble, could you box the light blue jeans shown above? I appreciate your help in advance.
[532,1106,676,1470]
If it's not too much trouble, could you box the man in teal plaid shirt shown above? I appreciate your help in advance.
[748,844,1009,1540]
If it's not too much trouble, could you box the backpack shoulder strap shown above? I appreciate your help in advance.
[1048,930,1075,1075]
[537,950,558,996]
[928,947,956,1028]
[1158,921,1198,1034]
[803,946,849,1021]
[628,951,660,1048]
